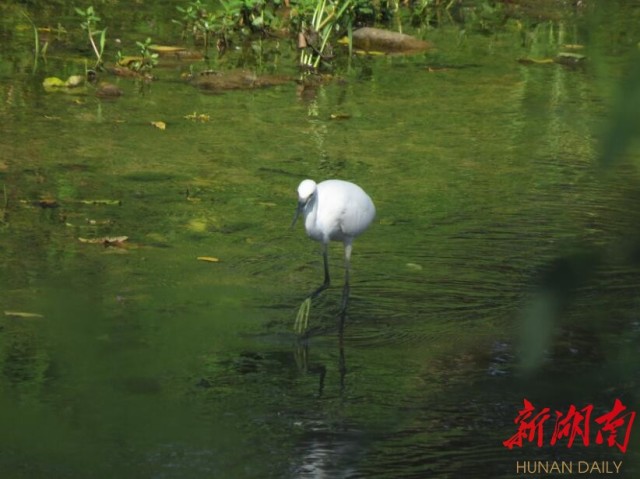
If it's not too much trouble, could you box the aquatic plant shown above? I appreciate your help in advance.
[134,37,160,73]
[297,0,354,70]
[20,11,45,73]
[75,6,106,69]
[168,0,510,70]
[174,0,282,57]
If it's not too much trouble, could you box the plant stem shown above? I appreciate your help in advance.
[88,28,102,67]
[20,11,40,72]
[1,184,8,224]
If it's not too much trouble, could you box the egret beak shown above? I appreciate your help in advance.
[291,202,303,229]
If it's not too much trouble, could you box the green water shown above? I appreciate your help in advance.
[1,2,640,477]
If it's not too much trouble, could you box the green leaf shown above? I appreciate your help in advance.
[99,28,107,51]
[42,76,66,88]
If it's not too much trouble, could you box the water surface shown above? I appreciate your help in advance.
[1,2,640,477]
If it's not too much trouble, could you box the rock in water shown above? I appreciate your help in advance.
[350,27,430,54]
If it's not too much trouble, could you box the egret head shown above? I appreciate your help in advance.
[292,179,317,228]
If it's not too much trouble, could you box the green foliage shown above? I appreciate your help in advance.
[167,0,512,69]
[75,5,106,69]
[297,0,354,71]
[20,10,45,73]
[134,37,159,73]
[174,0,284,56]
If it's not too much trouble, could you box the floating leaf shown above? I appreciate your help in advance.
[151,121,166,130]
[34,198,59,208]
[148,44,186,54]
[86,218,113,225]
[184,112,210,122]
[352,49,386,56]
[517,57,555,65]
[174,50,204,61]
[110,65,140,78]
[43,76,66,88]
[78,236,128,246]
[65,75,84,87]
[554,52,587,67]
[517,54,586,67]
[426,66,450,73]
[78,199,121,205]
[117,55,144,67]
[197,256,220,263]
[43,76,87,93]
[4,311,44,319]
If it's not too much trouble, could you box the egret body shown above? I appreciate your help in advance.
[292,179,376,317]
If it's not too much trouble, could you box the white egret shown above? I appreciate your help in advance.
[292,179,376,331]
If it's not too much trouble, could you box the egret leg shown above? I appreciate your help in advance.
[339,242,352,314]
[310,243,331,299]
[295,244,331,334]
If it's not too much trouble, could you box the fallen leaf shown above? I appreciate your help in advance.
[352,49,386,56]
[426,66,450,73]
[110,65,140,77]
[517,57,555,65]
[43,77,66,88]
[4,311,44,319]
[117,55,144,67]
[78,199,121,205]
[197,256,220,263]
[65,75,85,87]
[151,121,166,130]
[149,45,186,54]
[554,52,586,66]
[184,112,210,122]
[174,50,204,60]
[78,236,128,247]
[34,198,59,208]
[86,218,113,225]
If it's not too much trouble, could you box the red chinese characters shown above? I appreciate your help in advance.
[503,399,551,448]
[594,399,636,453]
[503,399,635,453]
[550,404,593,448]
